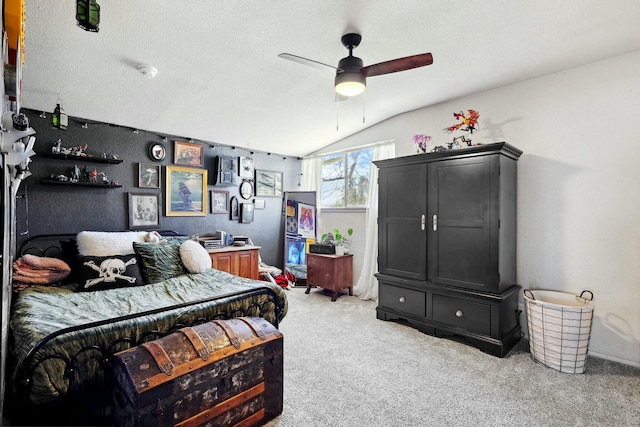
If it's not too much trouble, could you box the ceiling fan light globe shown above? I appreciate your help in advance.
[335,72,366,97]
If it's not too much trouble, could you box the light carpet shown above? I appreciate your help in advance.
[264,287,640,427]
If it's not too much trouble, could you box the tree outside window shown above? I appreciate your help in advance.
[320,147,372,207]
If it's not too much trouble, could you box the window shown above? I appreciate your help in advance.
[320,147,372,208]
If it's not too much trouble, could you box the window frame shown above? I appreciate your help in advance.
[319,147,372,209]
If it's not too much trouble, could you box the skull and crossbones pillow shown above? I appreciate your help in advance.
[76,255,145,291]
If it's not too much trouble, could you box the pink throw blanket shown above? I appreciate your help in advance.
[12,254,71,291]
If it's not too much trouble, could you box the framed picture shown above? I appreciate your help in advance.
[254,199,266,210]
[148,142,166,162]
[241,203,255,223]
[239,180,254,200]
[255,169,283,197]
[166,165,207,216]
[174,140,204,167]
[238,156,254,179]
[211,190,229,214]
[128,192,160,229]
[138,163,160,188]
[230,196,239,220]
[214,155,236,186]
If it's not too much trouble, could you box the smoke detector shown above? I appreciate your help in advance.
[137,64,158,79]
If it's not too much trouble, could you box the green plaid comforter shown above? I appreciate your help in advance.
[9,268,287,406]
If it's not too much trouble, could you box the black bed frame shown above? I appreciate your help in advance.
[6,233,283,426]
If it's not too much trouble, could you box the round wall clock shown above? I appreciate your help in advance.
[240,180,254,200]
[148,142,166,162]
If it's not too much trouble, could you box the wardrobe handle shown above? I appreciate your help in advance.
[433,215,438,231]
[421,215,425,231]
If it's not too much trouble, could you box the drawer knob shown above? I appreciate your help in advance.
[455,310,464,318]
[399,296,406,303]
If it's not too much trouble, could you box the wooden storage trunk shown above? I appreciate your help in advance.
[111,317,283,427]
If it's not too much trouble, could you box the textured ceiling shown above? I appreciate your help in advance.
[19,0,640,157]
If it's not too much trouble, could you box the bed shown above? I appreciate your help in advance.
[6,231,288,426]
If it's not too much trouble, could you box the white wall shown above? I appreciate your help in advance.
[317,209,367,288]
[316,51,640,366]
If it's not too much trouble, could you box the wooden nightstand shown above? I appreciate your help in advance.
[306,253,353,301]
[207,245,259,280]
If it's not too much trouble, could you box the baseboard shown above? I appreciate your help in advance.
[588,350,640,368]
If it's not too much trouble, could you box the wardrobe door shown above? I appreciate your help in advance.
[378,163,428,280]
[427,155,499,292]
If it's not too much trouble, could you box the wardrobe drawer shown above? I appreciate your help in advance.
[379,284,426,317]
[432,294,491,335]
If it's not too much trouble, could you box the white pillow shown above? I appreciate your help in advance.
[77,231,149,256]
[179,240,212,273]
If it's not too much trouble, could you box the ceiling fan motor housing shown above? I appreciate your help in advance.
[335,55,366,96]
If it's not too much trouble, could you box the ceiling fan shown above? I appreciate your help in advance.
[279,33,433,98]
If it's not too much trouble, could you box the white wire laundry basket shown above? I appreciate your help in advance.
[523,289,595,374]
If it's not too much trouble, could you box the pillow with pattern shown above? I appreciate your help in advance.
[76,254,145,291]
[132,237,190,284]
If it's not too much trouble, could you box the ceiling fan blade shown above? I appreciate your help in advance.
[278,53,340,72]
[361,53,433,77]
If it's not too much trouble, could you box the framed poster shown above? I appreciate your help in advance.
[165,165,207,216]
[297,202,315,239]
[285,236,307,265]
[174,140,204,167]
[210,190,229,214]
[138,163,160,188]
[128,192,160,229]
[255,169,283,197]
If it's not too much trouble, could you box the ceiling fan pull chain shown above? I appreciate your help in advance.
[362,95,366,124]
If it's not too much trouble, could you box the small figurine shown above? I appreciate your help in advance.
[52,139,62,154]
[68,165,81,182]
[88,169,99,184]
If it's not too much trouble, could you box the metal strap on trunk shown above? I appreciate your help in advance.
[141,341,175,376]
[178,326,210,361]
[238,317,267,339]
[213,319,241,349]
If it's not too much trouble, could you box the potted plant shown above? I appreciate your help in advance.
[321,228,353,255]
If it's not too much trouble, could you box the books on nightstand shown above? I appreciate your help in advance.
[199,230,228,250]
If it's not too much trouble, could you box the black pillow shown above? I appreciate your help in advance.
[76,254,145,291]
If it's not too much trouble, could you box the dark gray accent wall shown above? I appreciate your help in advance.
[15,109,302,269]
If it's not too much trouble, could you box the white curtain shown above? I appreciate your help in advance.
[301,157,322,193]
[354,141,395,300]
[301,156,323,231]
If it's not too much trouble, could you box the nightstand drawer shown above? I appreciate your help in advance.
[379,284,426,317]
[432,294,491,335]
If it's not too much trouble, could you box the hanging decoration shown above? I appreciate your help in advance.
[443,109,480,147]
[76,0,100,32]
[52,96,68,130]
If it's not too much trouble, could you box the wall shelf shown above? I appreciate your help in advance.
[39,152,123,164]
[40,179,122,188]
